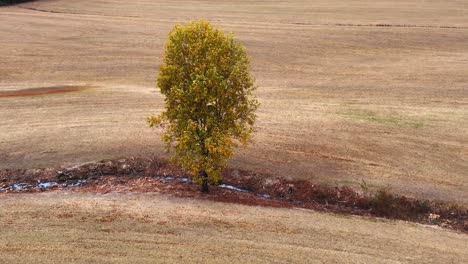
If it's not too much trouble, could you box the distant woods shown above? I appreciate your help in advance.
[0,0,34,6]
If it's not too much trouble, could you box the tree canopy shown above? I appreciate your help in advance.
[148,19,259,192]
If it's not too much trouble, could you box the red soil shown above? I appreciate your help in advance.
[0,86,88,98]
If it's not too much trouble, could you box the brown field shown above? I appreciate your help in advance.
[1,192,467,263]
[1,1,468,262]
[1,0,467,203]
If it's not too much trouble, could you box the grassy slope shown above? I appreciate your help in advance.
[1,192,467,263]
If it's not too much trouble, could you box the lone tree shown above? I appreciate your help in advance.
[148,19,259,192]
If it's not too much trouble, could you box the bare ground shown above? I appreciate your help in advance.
[0,1,467,203]
[1,192,467,264]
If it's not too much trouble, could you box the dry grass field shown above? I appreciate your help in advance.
[1,0,466,203]
[1,1,468,262]
[1,192,467,263]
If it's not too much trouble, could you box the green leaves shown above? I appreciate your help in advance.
[148,19,258,184]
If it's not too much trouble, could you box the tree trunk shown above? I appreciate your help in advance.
[200,170,209,193]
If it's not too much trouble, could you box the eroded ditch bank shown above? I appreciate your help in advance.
[1,157,467,233]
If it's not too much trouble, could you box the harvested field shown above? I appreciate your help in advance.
[1,192,468,264]
[1,1,468,262]
[1,0,467,204]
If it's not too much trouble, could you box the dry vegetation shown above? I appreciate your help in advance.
[2,158,467,231]
[1,192,468,264]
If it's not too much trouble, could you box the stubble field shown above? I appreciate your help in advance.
[1,1,468,262]
[1,0,467,203]
[1,192,468,263]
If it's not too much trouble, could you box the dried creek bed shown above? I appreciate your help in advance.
[1,157,467,233]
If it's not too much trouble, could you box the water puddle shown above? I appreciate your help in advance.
[37,182,58,188]
[0,180,88,192]
[152,176,271,198]
[218,184,248,192]
[218,184,271,199]
[65,180,88,187]
[256,193,272,199]
[9,183,33,191]
[154,175,192,183]
[179,178,192,183]
[0,176,271,199]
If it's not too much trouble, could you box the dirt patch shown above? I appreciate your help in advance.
[0,86,90,98]
[1,157,466,233]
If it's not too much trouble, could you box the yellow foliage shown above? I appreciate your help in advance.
[148,19,259,185]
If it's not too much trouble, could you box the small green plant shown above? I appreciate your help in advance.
[359,179,369,194]
[338,109,424,128]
